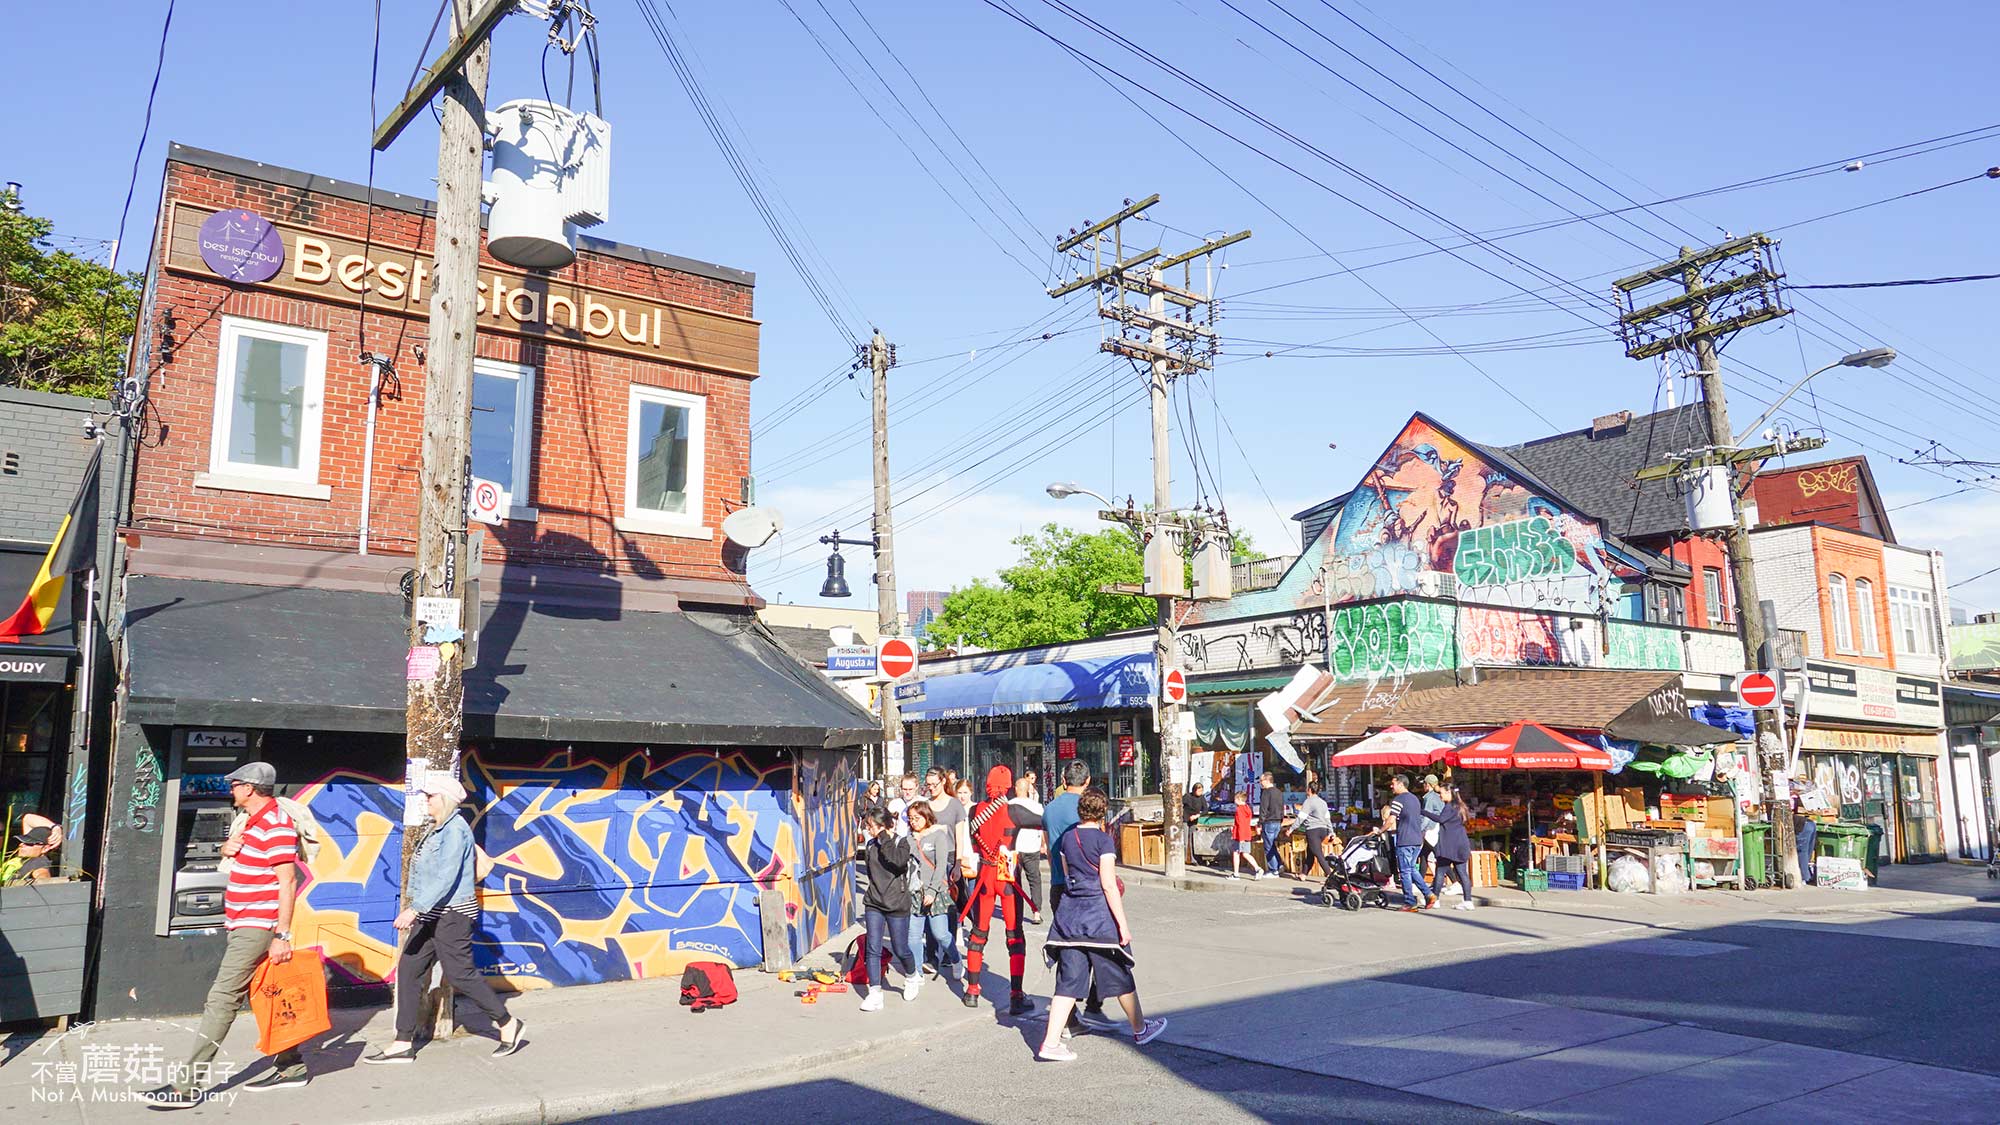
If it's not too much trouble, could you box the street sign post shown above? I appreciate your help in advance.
[825,645,876,677]
[1161,667,1188,707]
[877,636,919,680]
[1735,670,1782,710]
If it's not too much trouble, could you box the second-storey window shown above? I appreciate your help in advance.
[206,317,327,494]
[1854,577,1881,654]
[1703,568,1724,625]
[1890,586,1938,656]
[622,384,706,534]
[471,358,536,518]
[1828,573,1854,653]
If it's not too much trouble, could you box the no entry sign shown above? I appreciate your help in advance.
[1161,668,1188,706]
[1735,670,1782,710]
[877,636,919,680]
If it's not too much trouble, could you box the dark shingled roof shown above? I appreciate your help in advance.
[1494,403,1715,543]
[765,623,836,666]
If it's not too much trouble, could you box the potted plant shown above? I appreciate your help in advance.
[0,816,92,1023]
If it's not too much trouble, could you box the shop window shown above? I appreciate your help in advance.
[201,317,328,498]
[1828,573,1853,653]
[470,358,537,519]
[619,384,707,537]
[1853,578,1880,655]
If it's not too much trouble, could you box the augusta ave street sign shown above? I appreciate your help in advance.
[825,645,876,678]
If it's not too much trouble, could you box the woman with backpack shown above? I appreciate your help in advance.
[1034,789,1167,1062]
[364,773,524,1063]
[856,808,919,1011]
[905,801,962,987]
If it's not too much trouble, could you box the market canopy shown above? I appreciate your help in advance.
[896,652,1155,721]
[1450,722,1613,771]
[121,577,880,747]
[1381,669,1737,746]
[1328,726,1452,768]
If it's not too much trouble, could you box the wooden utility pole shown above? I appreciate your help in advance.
[869,329,902,776]
[1050,198,1246,882]
[1617,238,1802,888]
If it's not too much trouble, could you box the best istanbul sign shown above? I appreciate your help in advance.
[166,203,758,377]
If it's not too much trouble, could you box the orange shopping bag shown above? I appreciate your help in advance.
[249,948,332,1057]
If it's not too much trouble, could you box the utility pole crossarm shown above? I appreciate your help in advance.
[373,0,517,152]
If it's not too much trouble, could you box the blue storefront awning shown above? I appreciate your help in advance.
[897,653,1156,721]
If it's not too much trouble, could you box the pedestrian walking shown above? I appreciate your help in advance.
[858,779,887,825]
[1011,774,1047,925]
[1386,774,1435,911]
[888,773,922,826]
[1042,761,1102,1035]
[905,802,963,985]
[1181,782,1207,866]
[924,767,969,958]
[1034,789,1167,1062]
[1228,790,1259,879]
[1426,781,1476,910]
[1419,774,1445,881]
[856,809,918,1010]
[1258,772,1287,878]
[142,763,312,1107]
[364,773,524,1063]
[1295,781,1334,879]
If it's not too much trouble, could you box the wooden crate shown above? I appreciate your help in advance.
[1470,850,1502,888]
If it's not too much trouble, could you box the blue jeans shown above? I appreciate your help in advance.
[910,911,960,975]
[1395,844,1434,906]
[863,908,914,988]
[1263,822,1284,875]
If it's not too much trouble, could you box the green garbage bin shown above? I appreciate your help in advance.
[1741,821,1771,886]
[1816,822,1871,862]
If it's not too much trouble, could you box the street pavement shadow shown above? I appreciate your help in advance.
[577,1079,978,1123]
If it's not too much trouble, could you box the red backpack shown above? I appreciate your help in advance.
[842,932,892,987]
[678,961,738,1012]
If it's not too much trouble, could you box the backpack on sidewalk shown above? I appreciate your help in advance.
[842,932,891,987]
[679,961,738,1012]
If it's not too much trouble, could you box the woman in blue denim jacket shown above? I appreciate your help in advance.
[364,773,525,1064]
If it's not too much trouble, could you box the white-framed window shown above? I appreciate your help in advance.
[199,316,329,499]
[618,384,709,538]
[471,358,537,520]
[1890,586,1939,656]
[1703,568,1724,625]
[1853,577,1881,654]
[1827,573,1854,653]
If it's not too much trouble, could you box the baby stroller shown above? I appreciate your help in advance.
[1316,830,1395,911]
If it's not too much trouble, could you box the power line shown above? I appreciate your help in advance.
[1792,272,2000,290]
[109,0,175,274]
[1767,172,1992,233]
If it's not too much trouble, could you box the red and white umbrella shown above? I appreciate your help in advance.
[1329,726,1453,769]
[1449,722,1613,772]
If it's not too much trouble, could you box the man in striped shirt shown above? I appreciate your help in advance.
[145,762,313,1108]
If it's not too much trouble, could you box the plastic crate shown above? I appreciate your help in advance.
[1547,871,1587,891]
[1520,868,1550,892]
[1546,854,1590,875]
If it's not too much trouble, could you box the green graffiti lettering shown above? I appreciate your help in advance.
[1604,622,1685,670]
[1453,515,1577,589]
[1330,601,1455,682]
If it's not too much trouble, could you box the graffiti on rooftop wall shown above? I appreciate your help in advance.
[1329,600,1454,683]
[290,747,845,992]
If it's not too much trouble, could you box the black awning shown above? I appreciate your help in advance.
[122,577,878,748]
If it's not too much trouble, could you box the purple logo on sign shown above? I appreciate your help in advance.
[197,209,284,284]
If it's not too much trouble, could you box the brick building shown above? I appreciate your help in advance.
[91,145,873,1018]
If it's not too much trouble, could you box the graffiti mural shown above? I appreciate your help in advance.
[290,746,848,993]
[1329,600,1454,683]
[1180,610,1330,674]
[1460,608,1586,667]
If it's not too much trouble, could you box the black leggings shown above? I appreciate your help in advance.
[395,911,510,1041]
[1437,858,1473,898]
[1303,828,1332,877]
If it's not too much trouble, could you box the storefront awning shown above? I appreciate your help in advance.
[121,577,879,748]
[896,653,1154,721]
[1380,670,1737,746]
[1190,671,1297,697]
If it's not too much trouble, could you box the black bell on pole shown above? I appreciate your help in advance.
[819,549,852,598]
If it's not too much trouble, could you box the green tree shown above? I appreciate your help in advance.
[923,522,1265,650]
[0,194,141,398]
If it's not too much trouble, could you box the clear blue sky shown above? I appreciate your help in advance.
[12,2,1999,613]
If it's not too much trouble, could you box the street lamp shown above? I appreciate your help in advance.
[817,529,879,599]
[1733,347,1895,446]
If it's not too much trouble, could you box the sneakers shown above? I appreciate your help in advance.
[902,975,921,1002]
[493,1017,526,1057]
[859,989,885,1012]
[1008,992,1033,1017]
[243,1065,309,1092]
[923,962,939,979]
[961,984,981,1009]
[140,1085,202,1110]
[1456,899,1477,911]
[1036,1043,1079,1062]
[1227,872,1242,880]
[361,1044,418,1065]
[1426,895,1440,910]
[1134,1017,1169,1045]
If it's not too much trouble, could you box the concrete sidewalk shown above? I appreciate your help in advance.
[0,920,1043,1125]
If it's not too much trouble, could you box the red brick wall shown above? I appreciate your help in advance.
[1666,535,1734,628]
[130,160,754,587]
[1811,526,1893,667]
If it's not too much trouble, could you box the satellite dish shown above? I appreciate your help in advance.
[722,506,783,549]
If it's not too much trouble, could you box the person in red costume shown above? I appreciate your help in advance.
[959,764,1044,1015]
